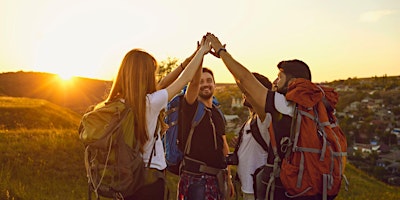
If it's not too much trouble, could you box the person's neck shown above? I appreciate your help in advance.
[249,108,257,118]
[198,97,213,108]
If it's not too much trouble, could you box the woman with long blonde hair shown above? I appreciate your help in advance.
[104,36,211,199]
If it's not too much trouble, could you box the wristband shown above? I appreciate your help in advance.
[217,48,227,57]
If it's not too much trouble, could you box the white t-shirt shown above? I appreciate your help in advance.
[274,92,295,117]
[237,113,271,194]
[141,89,168,170]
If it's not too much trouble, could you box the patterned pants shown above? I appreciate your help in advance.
[178,172,222,200]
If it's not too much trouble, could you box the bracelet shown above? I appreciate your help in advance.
[217,48,227,57]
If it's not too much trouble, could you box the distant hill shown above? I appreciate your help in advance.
[0,71,239,115]
[0,71,112,114]
[1,71,398,116]
[0,96,81,130]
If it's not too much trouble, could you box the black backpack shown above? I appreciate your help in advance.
[232,115,269,160]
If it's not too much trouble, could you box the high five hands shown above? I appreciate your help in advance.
[196,33,226,58]
[206,33,226,58]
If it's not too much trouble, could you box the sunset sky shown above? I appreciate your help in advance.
[1,0,399,83]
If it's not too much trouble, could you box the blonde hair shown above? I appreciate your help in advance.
[105,48,164,153]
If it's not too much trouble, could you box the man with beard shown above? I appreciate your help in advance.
[178,67,235,200]
[206,33,322,200]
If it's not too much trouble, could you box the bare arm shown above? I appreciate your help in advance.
[236,81,266,121]
[207,33,268,118]
[184,62,202,105]
[165,37,210,101]
[157,45,199,90]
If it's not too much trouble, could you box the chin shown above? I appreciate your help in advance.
[199,94,213,100]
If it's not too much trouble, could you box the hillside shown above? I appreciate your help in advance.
[0,96,81,130]
[0,97,399,199]
[0,71,111,114]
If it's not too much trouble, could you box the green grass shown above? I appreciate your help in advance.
[4,128,398,200]
[335,164,400,200]
[0,129,87,200]
[0,97,81,130]
[1,97,399,199]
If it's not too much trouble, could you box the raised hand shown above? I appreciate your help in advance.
[198,35,211,55]
[206,33,226,58]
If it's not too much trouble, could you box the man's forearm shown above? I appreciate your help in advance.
[219,50,268,117]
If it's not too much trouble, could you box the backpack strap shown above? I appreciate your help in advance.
[264,124,281,200]
[234,114,270,154]
[283,105,299,159]
[147,125,160,168]
[184,100,224,154]
[233,121,247,154]
[183,101,207,155]
[182,99,224,174]
[214,103,226,125]
[249,115,269,152]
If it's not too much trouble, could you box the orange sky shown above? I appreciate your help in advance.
[0,0,399,83]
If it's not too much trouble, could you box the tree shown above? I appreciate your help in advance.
[157,57,179,81]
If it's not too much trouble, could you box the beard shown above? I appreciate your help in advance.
[277,86,288,94]
[199,86,213,100]
[276,80,289,94]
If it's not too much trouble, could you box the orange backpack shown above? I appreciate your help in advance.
[274,79,348,199]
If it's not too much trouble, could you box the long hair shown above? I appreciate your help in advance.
[105,48,161,153]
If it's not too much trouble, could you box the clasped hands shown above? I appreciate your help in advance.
[197,33,227,58]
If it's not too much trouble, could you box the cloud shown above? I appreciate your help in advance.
[360,10,396,22]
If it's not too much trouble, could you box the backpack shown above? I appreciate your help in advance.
[227,115,269,166]
[79,100,155,199]
[253,124,280,200]
[163,92,223,175]
[235,115,269,155]
[228,115,272,199]
[265,79,348,199]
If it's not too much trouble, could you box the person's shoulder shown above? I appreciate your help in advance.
[146,89,168,104]
[274,92,295,116]
[256,113,271,126]
[147,89,167,98]
[181,96,198,110]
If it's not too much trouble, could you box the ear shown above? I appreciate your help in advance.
[287,77,297,85]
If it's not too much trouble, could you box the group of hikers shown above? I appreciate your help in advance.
[80,32,347,200]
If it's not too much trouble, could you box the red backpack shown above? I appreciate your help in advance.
[268,79,348,199]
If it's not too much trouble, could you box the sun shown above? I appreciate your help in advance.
[57,73,74,81]
[55,72,76,86]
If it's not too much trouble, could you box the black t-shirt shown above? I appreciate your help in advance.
[181,98,226,169]
[265,91,292,161]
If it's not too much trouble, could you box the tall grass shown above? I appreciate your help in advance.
[336,164,400,200]
[2,128,400,200]
[1,95,399,199]
[0,129,87,200]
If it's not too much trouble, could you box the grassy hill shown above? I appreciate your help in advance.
[0,97,81,130]
[0,71,111,114]
[0,71,239,115]
[1,97,399,199]
[0,97,85,199]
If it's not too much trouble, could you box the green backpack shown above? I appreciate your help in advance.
[79,100,145,199]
